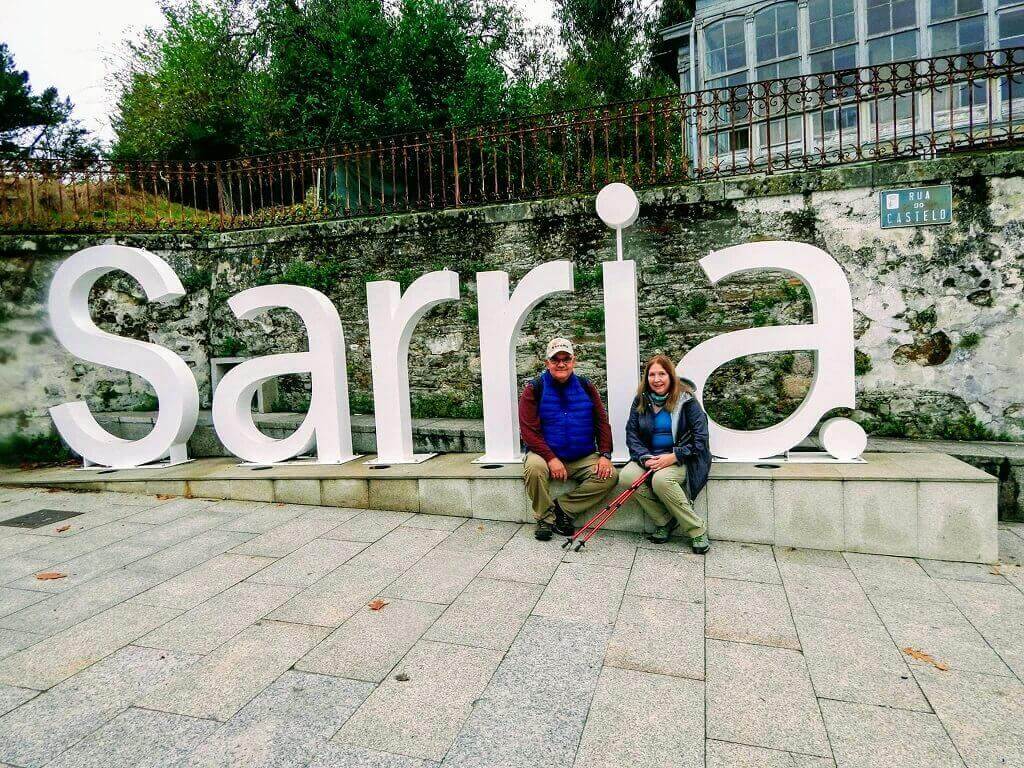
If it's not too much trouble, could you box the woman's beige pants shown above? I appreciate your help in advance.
[619,460,706,538]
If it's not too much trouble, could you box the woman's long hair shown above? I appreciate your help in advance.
[635,355,683,414]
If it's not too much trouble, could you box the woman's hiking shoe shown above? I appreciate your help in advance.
[534,520,554,541]
[647,518,679,544]
[691,532,710,554]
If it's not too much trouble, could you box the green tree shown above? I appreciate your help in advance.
[0,42,96,159]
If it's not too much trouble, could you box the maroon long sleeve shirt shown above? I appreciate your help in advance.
[518,376,614,462]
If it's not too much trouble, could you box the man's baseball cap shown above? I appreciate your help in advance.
[545,337,575,359]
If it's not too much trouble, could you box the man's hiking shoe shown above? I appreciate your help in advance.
[691,532,710,554]
[534,520,554,541]
[647,518,679,544]
[553,504,575,536]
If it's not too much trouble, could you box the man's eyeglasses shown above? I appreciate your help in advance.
[549,355,574,367]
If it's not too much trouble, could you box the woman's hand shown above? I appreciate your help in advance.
[644,453,677,471]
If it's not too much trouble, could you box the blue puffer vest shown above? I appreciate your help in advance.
[537,371,596,462]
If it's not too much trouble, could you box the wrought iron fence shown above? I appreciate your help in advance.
[3,47,1024,233]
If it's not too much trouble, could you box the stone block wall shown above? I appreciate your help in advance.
[1,150,1022,447]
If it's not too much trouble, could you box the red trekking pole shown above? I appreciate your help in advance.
[562,468,653,552]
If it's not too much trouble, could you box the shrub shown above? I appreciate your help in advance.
[0,432,73,466]
[960,331,981,349]
[683,294,709,317]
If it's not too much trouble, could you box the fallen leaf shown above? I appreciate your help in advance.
[55,525,71,533]
[990,564,1002,575]
[476,525,485,532]
[35,572,67,581]
[155,494,173,500]
[903,647,948,671]
[368,599,389,611]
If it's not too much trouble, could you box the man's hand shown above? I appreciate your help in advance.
[595,456,613,480]
[644,454,677,471]
[547,457,568,481]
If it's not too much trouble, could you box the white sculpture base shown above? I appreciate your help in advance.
[77,457,194,471]
[240,455,362,468]
[364,453,436,466]
[713,452,866,464]
[472,455,524,464]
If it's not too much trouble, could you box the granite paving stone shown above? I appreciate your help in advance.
[138,620,330,721]
[171,670,373,768]
[0,646,202,768]
[0,630,41,661]
[14,521,153,564]
[0,588,46,618]
[440,615,610,768]
[345,526,452,573]
[402,513,466,532]
[217,503,306,533]
[229,517,342,558]
[308,742,439,768]
[779,562,881,625]
[605,595,704,680]
[774,547,850,569]
[126,529,255,576]
[245,538,368,587]
[935,578,1024,679]
[560,530,643,569]
[0,685,36,718]
[0,535,47,559]
[124,511,236,549]
[0,601,181,690]
[625,548,704,603]
[134,553,277,610]
[43,706,220,768]
[335,640,503,761]
[573,667,703,768]
[424,577,544,651]
[5,542,161,594]
[792,613,930,711]
[126,498,219,526]
[0,568,167,636]
[266,562,399,627]
[706,639,831,757]
[321,510,414,543]
[0,555,57,586]
[912,665,1024,768]
[818,699,962,768]
[295,598,445,682]
[871,596,1014,677]
[706,577,801,650]
[379,547,495,604]
[532,562,629,626]
[136,581,300,654]
[437,520,520,553]
[706,740,835,768]
[915,558,1008,584]
[477,528,565,585]
[705,540,782,584]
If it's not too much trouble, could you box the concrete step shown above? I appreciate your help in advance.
[0,452,998,563]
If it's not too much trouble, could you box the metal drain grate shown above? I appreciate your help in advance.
[0,509,84,529]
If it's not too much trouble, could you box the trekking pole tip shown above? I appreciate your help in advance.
[574,541,585,552]
[561,538,572,549]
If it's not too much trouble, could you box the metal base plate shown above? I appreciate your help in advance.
[364,453,437,466]
[76,458,194,472]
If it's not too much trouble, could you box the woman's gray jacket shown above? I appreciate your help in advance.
[625,393,712,502]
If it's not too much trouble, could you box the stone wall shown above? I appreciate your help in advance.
[1,150,1023,448]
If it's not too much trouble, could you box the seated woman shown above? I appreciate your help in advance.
[620,354,712,553]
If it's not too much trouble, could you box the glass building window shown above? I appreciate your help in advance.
[931,0,983,21]
[932,16,986,55]
[868,29,918,62]
[757,57,802,80]
[1000,8,1024,48]
[705,18,747,76]
[867,0,916,36]
[810,44,858,72]
[809,0,856,50]
[755,4,799,63]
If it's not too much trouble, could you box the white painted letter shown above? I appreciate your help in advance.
[602,260,640,462]
[477,261,574,463]
[211,285,357,465]
[48,245,199,468]
[367,270,461,463]
[679,241,865,460]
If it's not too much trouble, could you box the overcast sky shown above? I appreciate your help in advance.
[1,0,557,147]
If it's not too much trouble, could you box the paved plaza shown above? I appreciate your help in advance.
[0,486,1019,767]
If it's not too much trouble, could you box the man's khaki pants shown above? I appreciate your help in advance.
[522,452,618,522]
[618,460,706,538]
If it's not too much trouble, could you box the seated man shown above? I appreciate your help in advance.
[519,337,618,541]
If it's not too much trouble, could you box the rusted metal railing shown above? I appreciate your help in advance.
[3,47,1024,233]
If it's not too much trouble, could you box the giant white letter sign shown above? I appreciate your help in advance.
[679,241,866,461]
[367,270,461,463]
[476,261,574,463]
[49,245,199,468]
[212,285,357,465]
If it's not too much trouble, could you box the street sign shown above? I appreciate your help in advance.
[879,184,953,229]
